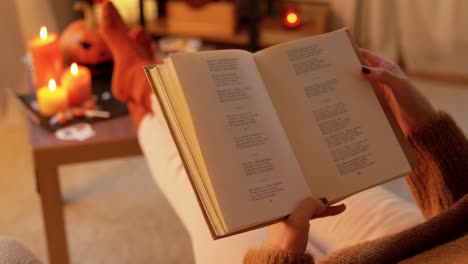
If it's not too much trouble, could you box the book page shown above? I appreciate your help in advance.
[148,64,226,235]
[169,50,311,232]
[254,30,411,202]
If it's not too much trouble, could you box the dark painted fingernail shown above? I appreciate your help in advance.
[362,66,371,74]
[320,197,328,205]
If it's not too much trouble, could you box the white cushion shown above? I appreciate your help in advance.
[308,186,424,255]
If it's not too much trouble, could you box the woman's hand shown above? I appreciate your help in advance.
[360,49,437,135]
[268,197,346,255]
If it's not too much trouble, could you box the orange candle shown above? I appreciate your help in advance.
[61,63,92,106]
[28,26,64,89]
[37,79,68,116]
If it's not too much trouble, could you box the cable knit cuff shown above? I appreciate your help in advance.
[244,249,314,264]
[0,238,42,264]
[408,111,468,201]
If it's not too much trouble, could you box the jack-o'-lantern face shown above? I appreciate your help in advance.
[61,20,112,66]
[60,1,113,69]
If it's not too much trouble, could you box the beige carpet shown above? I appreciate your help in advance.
[0,96,193,263]
[0,78,467,264]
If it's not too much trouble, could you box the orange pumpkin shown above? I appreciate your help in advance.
[60,1,112,67]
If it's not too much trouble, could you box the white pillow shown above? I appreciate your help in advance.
[307,186,424,255]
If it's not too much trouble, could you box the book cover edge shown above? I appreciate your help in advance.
[143,65,222,239]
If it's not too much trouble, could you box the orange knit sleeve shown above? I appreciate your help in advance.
[244,248,314,264]
[405,111,468,219]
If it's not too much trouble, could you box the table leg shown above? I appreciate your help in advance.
[36,164,69,264]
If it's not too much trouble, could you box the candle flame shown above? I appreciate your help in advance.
[40,26,48,40]
[49,79,56,92]
[286,13,298,24]
[71,63,79,75]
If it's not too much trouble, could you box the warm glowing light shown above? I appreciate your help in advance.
[286,13,298,24]
[49,79,56,92]
[40,26,48,40]
[71,63,79,75]
[283,6,301,29]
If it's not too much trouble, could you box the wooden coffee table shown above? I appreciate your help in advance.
[28,115,142,264]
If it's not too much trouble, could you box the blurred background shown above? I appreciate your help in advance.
[3,0,468,106]
[0,0,467,263]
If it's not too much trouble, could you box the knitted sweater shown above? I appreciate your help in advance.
[244,112,468,264]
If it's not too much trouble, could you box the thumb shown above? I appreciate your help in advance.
[287,197,327,227]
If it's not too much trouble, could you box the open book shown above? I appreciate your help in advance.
[144,29,416,239]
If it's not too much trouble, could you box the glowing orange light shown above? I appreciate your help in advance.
[40,26,48,40]
[49,79,56,92]
[286,13,298,24]
[283,6,301,29]
[71,63,79,75]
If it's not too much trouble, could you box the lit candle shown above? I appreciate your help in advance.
[37,79,68,116]
[28,26,64,89]
[61,63,92,106]
[283,6,301,29]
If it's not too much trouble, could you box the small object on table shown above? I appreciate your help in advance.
[30,100,40,112]
[48,106,109,126]
[283,5,302,29]
[84,109,111,119]
[37,79,68,117]
[100,91,112,101]
[72,107,85,118]
[61,63,92,106]
[17,70,128,132]
[54,123,96,141]
[83,98,96,110]
[28,26,64,89]
[49,111,70,126]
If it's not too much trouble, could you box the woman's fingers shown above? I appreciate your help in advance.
[315,204,346,218]
[287,197,327,227]
[361,66,407,95]
[360,49,406,77]
[288,197,346,227]
[271,201,343,256]
[267,197,326,255]
[361,66,405,123]
[361,65,437,135]
[359,50,438,135]
[359,48,382,67]
[267,197,346,254]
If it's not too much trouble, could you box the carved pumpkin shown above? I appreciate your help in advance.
[60,1,112,68]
